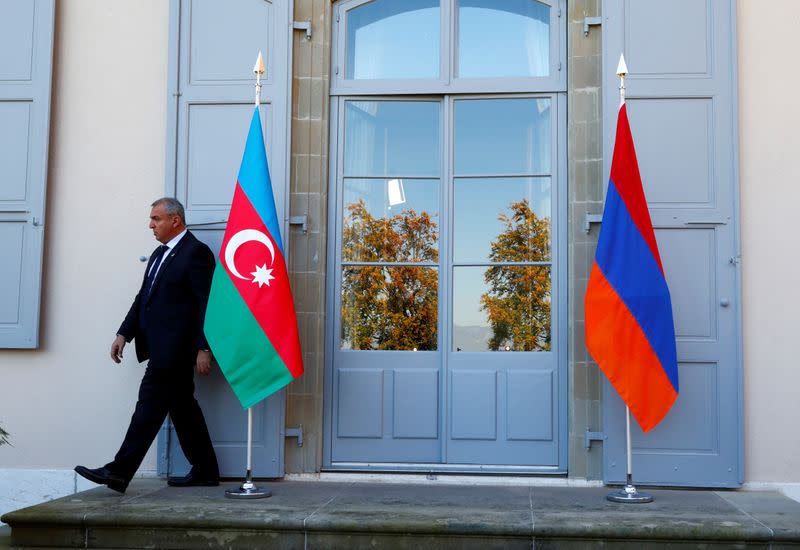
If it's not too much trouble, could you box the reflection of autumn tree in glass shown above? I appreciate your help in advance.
[341,200,438,350]
[481,199,551,351]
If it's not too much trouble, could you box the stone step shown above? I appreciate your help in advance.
[3,480,800,549]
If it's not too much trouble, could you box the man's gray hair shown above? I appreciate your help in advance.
[151,197,186,225]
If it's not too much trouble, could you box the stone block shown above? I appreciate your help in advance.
[297,77,311,120]
[570,20,601,58]
[308,154,325,194]
[570,88,599,124]
[291,119,310,157]
[572,320,587,365]
[292,154,309,193]
[312,43,326,77]
[310,78,325,120]
[570,56,601,90]
[573,363,588,400]
[308,119,324,156]
[294,35,312,78]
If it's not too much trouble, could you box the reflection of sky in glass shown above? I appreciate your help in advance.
[453,266,551,351]
[453,266,490,329]
[347,0,439,79]
[455,98,551,175]
[345,101,440,177]
[454,177,551,262]
[459,0,550,78]
[344,178,439,223]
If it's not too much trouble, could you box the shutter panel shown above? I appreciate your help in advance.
[0,0,55,348]
[160,0,293,478]
[601,0,742,487]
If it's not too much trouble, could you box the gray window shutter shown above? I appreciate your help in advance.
[0,0,55,348]
[601,0,741,487]
[159,0,292,479]
[166,0,291,244]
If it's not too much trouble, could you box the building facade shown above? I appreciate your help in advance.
[1,0,798,515]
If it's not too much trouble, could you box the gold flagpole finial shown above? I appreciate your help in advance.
[616,53,628,77]
[616,53,628,107]
[253,51,265,107]
[253,51,265,76]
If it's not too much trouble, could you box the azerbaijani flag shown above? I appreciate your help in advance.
[205,106,303,409]
[584,104,678,432]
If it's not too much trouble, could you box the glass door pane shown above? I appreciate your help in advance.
[453,177,551,262]
[346,0,440,80]
[452,265,551,351]
[458,0,551,78]
[341,100,441,351]
[345,100,441,176]
[341,265,439,350]
[343,178,440,263]
[452,97,553,352]
[454,98,551,174]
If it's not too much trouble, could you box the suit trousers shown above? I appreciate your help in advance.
[105,363,219,481]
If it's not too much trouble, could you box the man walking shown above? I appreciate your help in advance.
[75,197,219,493]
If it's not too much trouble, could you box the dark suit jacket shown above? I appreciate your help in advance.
[118,231,215,368]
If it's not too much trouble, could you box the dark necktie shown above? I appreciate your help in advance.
[144,245,169,297]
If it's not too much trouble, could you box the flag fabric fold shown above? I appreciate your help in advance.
[584,104,678,432]
[205,106,303,409]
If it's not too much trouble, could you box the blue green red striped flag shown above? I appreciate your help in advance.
[205,106,303,409]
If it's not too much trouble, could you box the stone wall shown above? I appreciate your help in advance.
[284,0,332,473]
[567,0,604,480]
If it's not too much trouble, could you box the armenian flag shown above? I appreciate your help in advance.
[584,104,678,432]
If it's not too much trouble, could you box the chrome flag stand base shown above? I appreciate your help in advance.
[607,481,653,503]
[225,407,270,499]
[225,469,271,500]
[606,406,654,504]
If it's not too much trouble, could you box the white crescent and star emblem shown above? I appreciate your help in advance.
[223,229,276,288]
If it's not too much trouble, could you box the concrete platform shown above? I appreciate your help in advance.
[3,478,800,549]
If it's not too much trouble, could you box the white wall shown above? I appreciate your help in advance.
[738,0,800,483]
[0,0,169,489]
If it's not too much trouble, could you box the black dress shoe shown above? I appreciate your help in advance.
[167,471,219,487]
[74,465,128,494]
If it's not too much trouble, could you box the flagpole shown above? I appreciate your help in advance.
[224,51,271,501]
[607,53,653,504]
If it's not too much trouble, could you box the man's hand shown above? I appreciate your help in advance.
[110,334,127,363]
[196,350,213,376]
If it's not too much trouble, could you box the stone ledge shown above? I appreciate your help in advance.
[3,479,800,549]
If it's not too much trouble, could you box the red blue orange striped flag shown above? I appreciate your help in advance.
[204,106,304,408]
[584,104,679,432]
